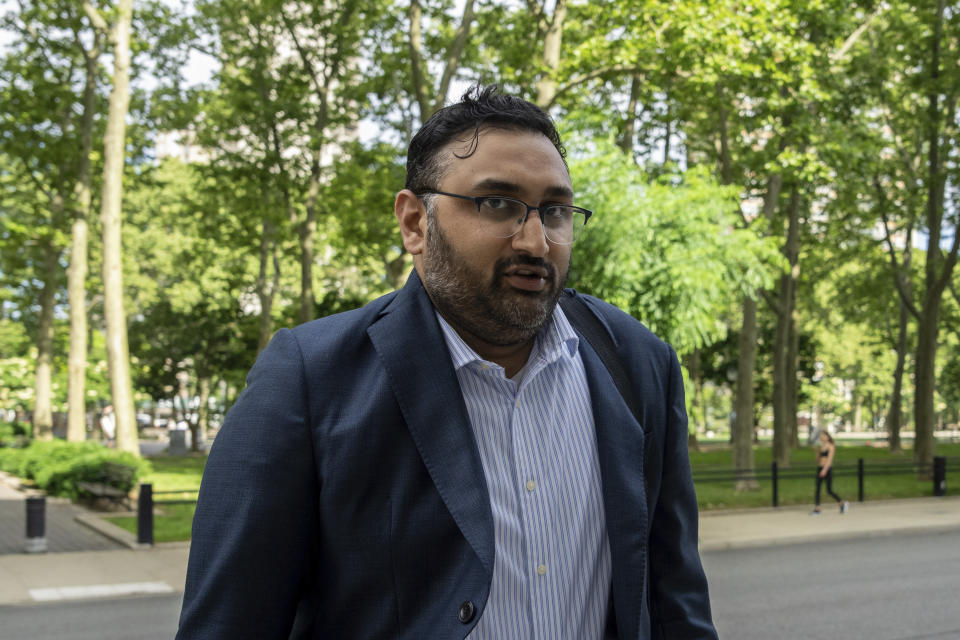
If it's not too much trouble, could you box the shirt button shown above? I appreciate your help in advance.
[526,479,536,492]
[537,564,547,576]
[458,600,476,623]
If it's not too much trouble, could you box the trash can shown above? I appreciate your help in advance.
[933,456,946,497]
[25,495,47,553]
[169,429,187,455]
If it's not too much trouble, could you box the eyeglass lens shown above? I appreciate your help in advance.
[478,198,585,244]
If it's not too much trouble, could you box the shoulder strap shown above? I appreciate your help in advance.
[559,293,642,425]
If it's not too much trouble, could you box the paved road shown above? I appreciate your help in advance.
[703,529,960,640]
[3,530,957,639]
[0,593,183,640]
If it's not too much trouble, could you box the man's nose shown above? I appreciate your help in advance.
[511,210,550,256]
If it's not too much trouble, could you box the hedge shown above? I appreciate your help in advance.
[0,440,151,500]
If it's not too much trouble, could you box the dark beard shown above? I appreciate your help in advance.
[422,215,568,347]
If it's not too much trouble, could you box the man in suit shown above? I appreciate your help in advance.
[177,85,717,639]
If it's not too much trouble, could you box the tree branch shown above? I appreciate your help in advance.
[830,5,885,64]
[548,64,648,108]
[407,0,432,122]
[434,0,476,113]
[875,177,921,319]
[81,1,110,35]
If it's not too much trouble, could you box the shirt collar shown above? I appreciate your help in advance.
[436,303,580,372]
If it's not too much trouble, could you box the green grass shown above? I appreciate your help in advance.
[103,455,205,542]
[101,444,960,541]
[691,443,960,511]
[108,503,197,543]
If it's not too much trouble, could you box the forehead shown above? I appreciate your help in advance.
[438,127,571,193]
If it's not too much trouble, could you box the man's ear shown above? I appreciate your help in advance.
[395,189,426,256]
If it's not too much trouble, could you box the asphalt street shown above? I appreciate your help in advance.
[2,530,957,640]
[703,529,960,640]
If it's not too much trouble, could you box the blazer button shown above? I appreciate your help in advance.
[458,600,476,624]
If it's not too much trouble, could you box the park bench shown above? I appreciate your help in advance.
[76,462,136,510]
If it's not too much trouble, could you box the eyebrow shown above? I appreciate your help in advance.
[471,178,574,200]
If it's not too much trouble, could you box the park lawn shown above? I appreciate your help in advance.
[104,455,205,542]
[103,444,960,541]
[690,442,960,511]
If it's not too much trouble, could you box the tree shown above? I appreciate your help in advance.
[834,0,960,469]
[0,0,103,440]
[87,0,139,456]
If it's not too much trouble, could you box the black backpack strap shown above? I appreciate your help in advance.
[559,292,642,427]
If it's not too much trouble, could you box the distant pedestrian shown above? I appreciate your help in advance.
[99,405,116,446]
[811,430,849,515]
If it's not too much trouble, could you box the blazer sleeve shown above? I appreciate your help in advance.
[648,348,718,640]
[176,329,319,639]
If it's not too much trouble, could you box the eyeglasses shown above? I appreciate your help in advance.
[417,190,592,245]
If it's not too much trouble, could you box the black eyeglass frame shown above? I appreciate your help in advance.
[416,189,592,244]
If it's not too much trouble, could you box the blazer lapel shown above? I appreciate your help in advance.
[580,341,648,640]
[366,271,495,576]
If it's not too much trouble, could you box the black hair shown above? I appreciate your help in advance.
[405,84,567,194]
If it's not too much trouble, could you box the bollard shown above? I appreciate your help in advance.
[858,458,865,502]
[933,456,946,497]
[25,495,47,553]
[137,483,154,546]
[771,461,779,508]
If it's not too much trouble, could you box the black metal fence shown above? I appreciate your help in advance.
[130,457,954,543]
[692,455,954,508]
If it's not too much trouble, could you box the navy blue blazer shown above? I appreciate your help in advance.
[177,271,717,639]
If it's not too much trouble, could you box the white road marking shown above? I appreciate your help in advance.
[29,581,174,601]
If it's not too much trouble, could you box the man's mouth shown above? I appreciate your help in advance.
[503,264,551,292]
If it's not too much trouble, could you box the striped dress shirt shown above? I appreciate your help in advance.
[436,308,612,639]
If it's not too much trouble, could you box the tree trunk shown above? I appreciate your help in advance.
[535,0,567,109]
[300,182,317,325]
[66,209,89,443]
[100,0,138,457]
[32,237,59,441]
[733,296,759,491]
[67,40,99,443]
[686,349,706,435]
[912,0,956,475]
[887,293,909,452]
[787,303,799,448]
[257,217,279,352]
[618,74,642,155]
[196,376,211,450]
[772,186,800,467]
[913,291,940,473]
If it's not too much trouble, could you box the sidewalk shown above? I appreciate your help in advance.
[698,495,960,551]
[0,471,958,606]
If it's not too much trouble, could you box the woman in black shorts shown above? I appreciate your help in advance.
[812,430,849,515]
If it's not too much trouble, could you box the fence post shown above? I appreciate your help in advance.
[137,483,154,546]
[25,495,47,553]
[772,461,779,508]
[933,456,947,497]
[858,458,865,502]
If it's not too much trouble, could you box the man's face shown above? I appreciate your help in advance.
[419,128,574,348]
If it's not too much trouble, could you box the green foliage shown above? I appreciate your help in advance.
[568,139,783,355]
[0,420,30,446]
[0,440,150,500]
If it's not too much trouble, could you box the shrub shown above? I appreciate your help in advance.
[0,440,151,500]
[0,420,30,448]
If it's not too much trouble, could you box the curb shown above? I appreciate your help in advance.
[698,522,960,552]
[73,513,146,550]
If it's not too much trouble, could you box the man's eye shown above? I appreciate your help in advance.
[544,206,572,221]
[483,198,512,210]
